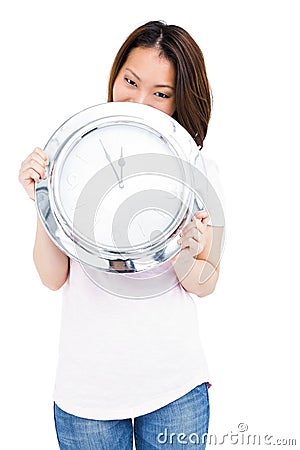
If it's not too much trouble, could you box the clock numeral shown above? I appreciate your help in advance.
[67,172,79,190]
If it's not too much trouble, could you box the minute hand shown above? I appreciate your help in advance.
[99,138,121,184]
[118,146,125,188]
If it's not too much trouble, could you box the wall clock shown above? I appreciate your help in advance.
[35,102,206,272]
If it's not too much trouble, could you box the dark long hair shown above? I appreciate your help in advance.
[107,20,212,148]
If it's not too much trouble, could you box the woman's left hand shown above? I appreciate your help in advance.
[177,210,210,258]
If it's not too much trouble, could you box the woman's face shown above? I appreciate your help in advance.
[113,47,176,116]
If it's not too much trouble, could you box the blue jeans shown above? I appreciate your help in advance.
[54,382,210,449]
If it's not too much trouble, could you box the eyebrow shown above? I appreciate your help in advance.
[125,68,175,90]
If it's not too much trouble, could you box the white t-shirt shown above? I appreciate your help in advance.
[53,155,225,420]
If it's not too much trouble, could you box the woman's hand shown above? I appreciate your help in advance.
[18,147,69,289]
[177,210,210,258]
[18,147,48,200]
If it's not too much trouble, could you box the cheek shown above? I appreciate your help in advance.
[161,102,176,117]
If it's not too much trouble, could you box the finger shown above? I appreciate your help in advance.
[194,210,209,220]
[180,217,206,236]
[19,165,45,189]
[193,214,209,232]
[197,213,210,227]
[182,227,202,241]
[23,151,48,170]
[193,217,207,234]
[194,209,209,219]
[178,237,204,256]
[20,159,47,180]
[180,220,198,235]
[20,168,41,185]
[32,147,48,163]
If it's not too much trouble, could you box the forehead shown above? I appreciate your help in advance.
[124,47,176,83]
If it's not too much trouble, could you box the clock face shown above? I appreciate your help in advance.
[36,102,204,271]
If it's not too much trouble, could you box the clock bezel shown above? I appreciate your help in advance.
[35,102,205,272]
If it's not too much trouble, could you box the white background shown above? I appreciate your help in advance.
[1,0,299,448]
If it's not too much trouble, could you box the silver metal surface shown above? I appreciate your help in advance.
[35,102,206,272]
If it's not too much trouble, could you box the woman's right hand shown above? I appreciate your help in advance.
[18,147,48,200]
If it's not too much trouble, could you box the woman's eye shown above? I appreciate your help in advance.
[125,77,137,87]
[154,92,170,99]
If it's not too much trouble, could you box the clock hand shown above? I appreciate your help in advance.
[138,221,146,237]
[99,138,121,184]
[118,146,125,189]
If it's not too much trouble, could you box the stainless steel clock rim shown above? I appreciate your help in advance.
[36,102,203,272]
[52,117,192,171]
[43,102,195,163]
[36,198,196,272]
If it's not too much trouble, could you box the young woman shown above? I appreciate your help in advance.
[18,20,224,450]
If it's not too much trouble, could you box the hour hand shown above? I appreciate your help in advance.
[99,138,120,184]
